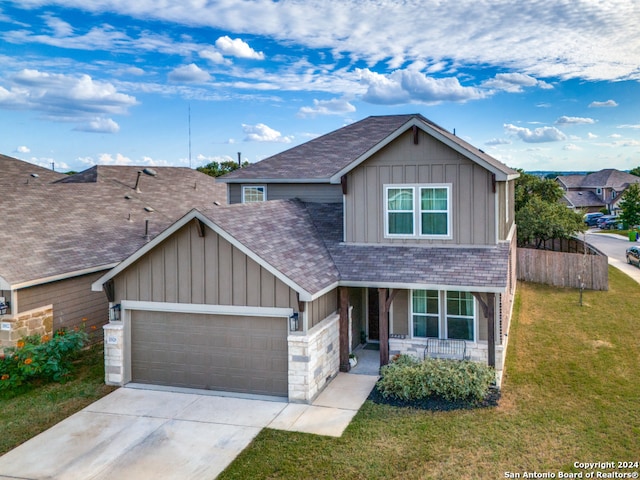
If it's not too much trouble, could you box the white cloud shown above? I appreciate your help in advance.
[199,48,229,65]
[609,133,622,138]
[242,123,292,143]
[504,124,567,143]
[358,68,486,105]
[482,73,552,93]
[563,143,581,151]
[589,99,618,108]
[587,132,598,139]
[3,1,639,84]
[79,153,172,166]
[0,69,136,131]
[215,36,264,60]
[43,13,73,37]
[485,138,511,146]
[618,124,640,129]
[298,98,355,117]
[555,116,596,125]
[74,117,120,133]
[168,63,211,83]
[16,145,30,153]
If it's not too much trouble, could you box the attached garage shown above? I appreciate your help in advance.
[130,309,289,397]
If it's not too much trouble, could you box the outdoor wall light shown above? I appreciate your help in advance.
[289,312,299,332]
[109,304,121,322]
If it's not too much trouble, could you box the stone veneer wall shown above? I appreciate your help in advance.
[103,322,125,385]
[288,312,340,403]
[0,305,53,352]
[388,338,505,386]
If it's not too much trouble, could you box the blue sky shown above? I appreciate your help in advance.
[0,1,638,173]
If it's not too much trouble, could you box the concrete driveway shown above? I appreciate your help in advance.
[0,373,377,480]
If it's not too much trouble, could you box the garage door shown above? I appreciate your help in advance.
[130,310,288,397]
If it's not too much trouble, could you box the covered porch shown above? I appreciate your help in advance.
[337,286,509,383]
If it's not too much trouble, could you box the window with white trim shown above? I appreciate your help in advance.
[384,184,451,238]
[412,290,439,338]
[445,291,475,341]
[242,185,266,203]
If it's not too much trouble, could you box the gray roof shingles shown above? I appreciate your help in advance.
[1,163,226,286]
[220,114,517,182]
[198,200,509,295]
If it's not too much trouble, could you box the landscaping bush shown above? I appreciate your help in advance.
[376,355,495,403]
[0,328,88,392]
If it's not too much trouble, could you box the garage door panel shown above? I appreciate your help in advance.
[131,310,288,396]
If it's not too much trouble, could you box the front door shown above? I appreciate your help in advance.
[367,288,379,341]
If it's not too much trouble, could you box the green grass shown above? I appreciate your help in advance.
[0,343,116,455]
[219,267,640,480]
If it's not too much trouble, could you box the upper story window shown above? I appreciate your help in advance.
[384,184,451,238]
[596,187,602,196]
[242,185,266,203]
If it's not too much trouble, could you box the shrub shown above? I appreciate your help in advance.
[377,355,495,403]
[0,328,88,392]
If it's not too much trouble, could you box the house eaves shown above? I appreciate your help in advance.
[8,263,119,291]
[91,209,318,302]
[329,116,518,183]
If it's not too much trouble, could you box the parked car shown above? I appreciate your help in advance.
[596,215,616,228]
[583,212,604,226]
[599,217,622,230]
[626,246,640,267]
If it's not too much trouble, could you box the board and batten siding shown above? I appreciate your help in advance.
[114,221,298,310]
[307,287,338,328]
[17,272,109,331]
[228,183,342,204]
[496,180,516,241]
[344,129,498,246]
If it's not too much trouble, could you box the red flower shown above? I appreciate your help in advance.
[24,358,32,365]
[1,374,9,381]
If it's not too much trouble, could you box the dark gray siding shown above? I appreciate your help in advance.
[18,272,109,332]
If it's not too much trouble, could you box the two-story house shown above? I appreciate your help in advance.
[557,168,640,213]
[93,114,519,403]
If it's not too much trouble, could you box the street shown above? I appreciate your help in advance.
[583,229,640,284]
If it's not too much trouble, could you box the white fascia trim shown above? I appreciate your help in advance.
[91,209,315,301]
[91,210,200,291]
[14,263,118,291]
[329,118,514,183]
[120,300,293,318]
[307,281,340,302]
[0,275,11,290]
[338,280,505,294]
[219,178,329,184]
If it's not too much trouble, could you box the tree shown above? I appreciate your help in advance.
[618,183,640,228]
[629,166,640,177]
[515,170,586,248]
[196,159,249,177]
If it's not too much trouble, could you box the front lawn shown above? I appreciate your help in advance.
[219,267,640,480]
[0,343,116,455]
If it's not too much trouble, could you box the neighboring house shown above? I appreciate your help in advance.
[557,169,640,213]
[93,114,519,403]
[0,156,225,351]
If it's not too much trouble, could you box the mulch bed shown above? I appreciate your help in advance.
[367,384,501,411]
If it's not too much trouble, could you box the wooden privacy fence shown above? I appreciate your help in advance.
[517,242,608,291]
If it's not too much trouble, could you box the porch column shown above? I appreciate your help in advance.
[339,287,350,372]
[473,292,496,368]
[378,288,389,366]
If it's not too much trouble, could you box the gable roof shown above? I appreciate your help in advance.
[94,199,509,300]
[557,169,640,190]
[219,114,518,184]
[0,166,226,289]
[92,201,340,301]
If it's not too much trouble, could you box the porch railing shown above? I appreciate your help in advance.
[423,338,468,361]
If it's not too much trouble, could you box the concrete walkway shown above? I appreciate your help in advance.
[0,373,378,480]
